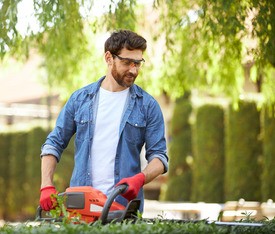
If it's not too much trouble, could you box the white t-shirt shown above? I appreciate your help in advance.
[90,87,129,195]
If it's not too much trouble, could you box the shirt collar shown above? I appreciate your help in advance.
[87,76,143,98]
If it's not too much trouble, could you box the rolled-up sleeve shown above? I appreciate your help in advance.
[40,144,61,162]
[145,99,169,173]
[40,95,76,162]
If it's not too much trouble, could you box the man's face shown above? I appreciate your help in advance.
[111,48,144,88]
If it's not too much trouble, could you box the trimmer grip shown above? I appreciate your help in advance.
[99,184,128,224]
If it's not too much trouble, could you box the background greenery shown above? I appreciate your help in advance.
[1,0,275,102]
[161,94,193,201]
[0,98,275,221]
[224,101,262,201]
[1,219,275,234]
[1,0,275,224]
[191,104,224,203]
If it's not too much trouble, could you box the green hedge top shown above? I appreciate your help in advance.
[2,219,275,234]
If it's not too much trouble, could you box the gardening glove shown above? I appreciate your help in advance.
[39,186,58,211]
[115,172,145,201]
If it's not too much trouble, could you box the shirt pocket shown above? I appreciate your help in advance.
[124,115,146,146]
[74,112,92,140]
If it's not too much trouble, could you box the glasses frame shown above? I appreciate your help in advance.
[112,54,145,69]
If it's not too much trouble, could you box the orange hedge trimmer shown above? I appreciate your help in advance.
[36,185,264,228]
[36,184,140,224]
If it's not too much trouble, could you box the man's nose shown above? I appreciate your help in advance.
[129,65,138,74]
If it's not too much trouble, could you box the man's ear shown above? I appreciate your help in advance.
[105,51,112,65]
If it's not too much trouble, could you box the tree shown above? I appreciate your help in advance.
[156,0,275,103]
[0,0,138,99]
[1,0,274,102]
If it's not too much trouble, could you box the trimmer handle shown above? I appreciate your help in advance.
[36,206,62,222]
[99,184,128,224]
[36,206,43,220]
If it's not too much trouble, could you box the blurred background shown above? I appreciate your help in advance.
[0,0,275,222]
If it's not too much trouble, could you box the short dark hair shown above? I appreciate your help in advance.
[104,30,147,55]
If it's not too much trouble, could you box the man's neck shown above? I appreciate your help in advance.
[101,74,127,92]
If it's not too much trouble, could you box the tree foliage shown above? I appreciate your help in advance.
[34,0,88,93]
[0,0,274,102]
[156,0,275,101]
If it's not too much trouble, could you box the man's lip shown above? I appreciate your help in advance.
[126,74,135,79]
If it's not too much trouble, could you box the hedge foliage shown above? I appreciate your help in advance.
[8,131,28,219]
[192,104,224,203]
[163,95,192,201]
[1,219,275,234]
[163,98,274,204]
[0,132,12,220]
[1,98,275,221]
[261,105,275,201]
[0,127,74,221]
[225,101,262,201]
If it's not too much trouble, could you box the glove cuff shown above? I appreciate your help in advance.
[137,172,146,185]
[40,185,56,192]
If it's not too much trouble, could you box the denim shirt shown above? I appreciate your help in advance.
[41,76,168,211]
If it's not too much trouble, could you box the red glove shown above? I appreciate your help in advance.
[116,172,145,201]
[39,186,58,211]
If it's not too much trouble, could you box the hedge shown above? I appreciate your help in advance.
[1,219,275,234]
[0,128,75,221]
[2,98,275,221]
[7,131,29,220]
[162,95,193,201]
[224,101,262,201]
[0,133,12,220]
[24,127,49,217]
[261,106,275,201]
[191,104,225,203]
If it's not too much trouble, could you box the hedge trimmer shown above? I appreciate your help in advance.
[36,184,140,224]
[36,184,264,228]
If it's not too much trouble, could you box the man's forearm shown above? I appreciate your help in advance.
[142,158,164,184]
[41,155,57,188]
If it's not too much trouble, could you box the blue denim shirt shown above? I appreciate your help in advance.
[41,77,168,211]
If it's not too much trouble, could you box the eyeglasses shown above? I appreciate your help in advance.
[112,54,145,69]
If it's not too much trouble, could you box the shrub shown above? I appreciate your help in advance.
[162,95,193,201]
[0,133,12,220]
[24,127,49,217]
[0,219,274,234]
[191,104,225,203]
[7,131,28,220]
[225,101,262,201]
[261,106,275,201]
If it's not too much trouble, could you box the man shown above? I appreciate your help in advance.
[39,30,168,212]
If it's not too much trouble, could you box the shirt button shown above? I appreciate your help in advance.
[87,173,90,175]
[135,123,138,126]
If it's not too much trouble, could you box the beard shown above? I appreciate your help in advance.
[111,63,137,88]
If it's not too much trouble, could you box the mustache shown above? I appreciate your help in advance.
[125,72,136,78]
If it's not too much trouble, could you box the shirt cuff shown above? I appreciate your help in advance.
[40,144,61,162]
[148,154,168,173]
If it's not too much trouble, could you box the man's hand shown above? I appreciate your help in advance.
[115,172,145,201]
[39,186,58,211]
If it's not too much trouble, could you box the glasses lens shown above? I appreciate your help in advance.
[113,54,144,69]
[134,61,142,68]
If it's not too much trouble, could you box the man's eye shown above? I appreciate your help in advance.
[123,60,132,66]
